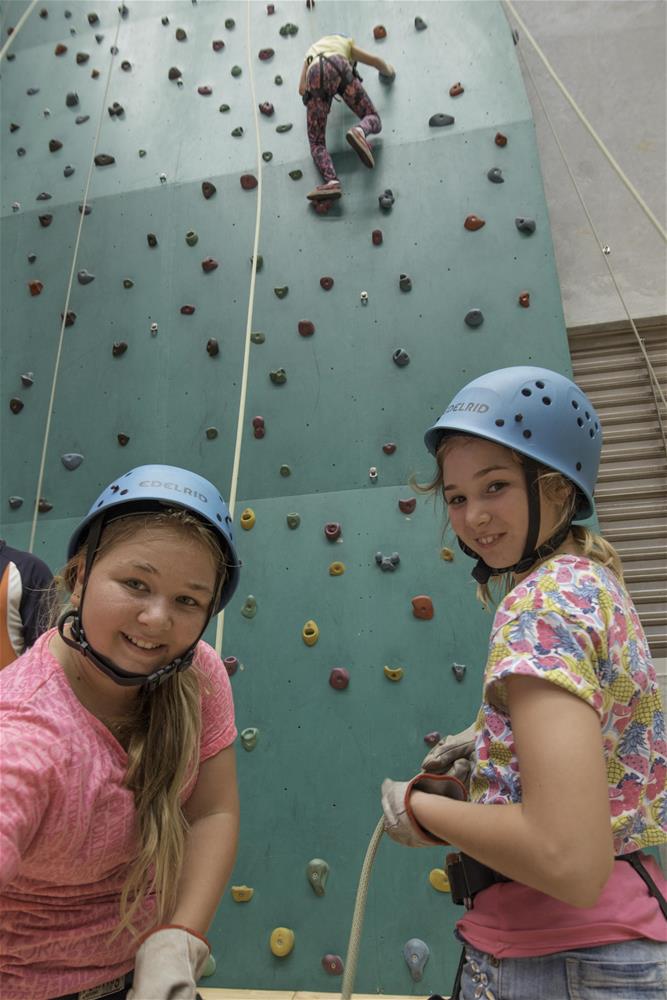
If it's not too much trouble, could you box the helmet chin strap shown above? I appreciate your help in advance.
[457,459,572,585]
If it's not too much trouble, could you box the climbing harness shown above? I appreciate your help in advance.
[303,52,363,107]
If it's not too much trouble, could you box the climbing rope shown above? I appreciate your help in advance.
[28,10,124,553]
[0,0,38,63]
[507,12,667,459]
[503,0,666,244]
[214,0,264,657]
[340,816,385,1000]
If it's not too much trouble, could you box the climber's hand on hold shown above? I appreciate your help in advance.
[421,722,477,788]
[381,773,467,848]
[379,62,396,81]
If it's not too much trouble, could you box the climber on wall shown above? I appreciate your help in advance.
[298,33,395,202]
[0,466,241,1000]
[381,367,667,999]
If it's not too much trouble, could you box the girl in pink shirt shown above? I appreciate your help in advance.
[381,367,666,999]
[0,466,241,1000]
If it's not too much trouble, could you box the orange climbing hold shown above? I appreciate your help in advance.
[495,131,508,147]
[373,25,387,40]
[519,291,531,307]
[464,214,485,231]
[412,595,434,620]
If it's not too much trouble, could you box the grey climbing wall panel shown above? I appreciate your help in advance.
[1,1,573,993]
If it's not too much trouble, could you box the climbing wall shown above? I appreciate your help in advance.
[1,0,575,994]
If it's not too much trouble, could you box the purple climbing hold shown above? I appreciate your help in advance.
[324,522,341,542]
[322,955,344,976]
[320,276,334,290]
[258,48,274,60]
[223,656,239,676]
[424,731,441,746]
[398,498,416,514]
[329,668,350,690]
[198,86,213,96]
[212,39,225,51]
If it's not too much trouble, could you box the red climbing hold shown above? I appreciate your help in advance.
[223,656,239,676]
[202,180,217,199]
[519,291,530,307]
[320,276,334,290]
[201,257,219,272]
[495,131,508,147]
[117,433,130,446]
[198,85,213,96]
[464,214,485,231]
[382,442,396,455]
[28,280,43,296]
[252,416,266,439]
[449,82,464,97]
[55,43,67,56]
[39,215,53,227]
[240,174,258,190]
[373,25,387,40]
[212,39,225,51]
[298,320,315,337]
[258,48,274,60]
[398,498,416,514]
[329,667,350,690]
[9,398,24,414]
[180,305,196,315]
[267,3,275,13]
[62,312,76,327]
[372,229,383,246]
[324,522,341,542]
[259,102,274,116]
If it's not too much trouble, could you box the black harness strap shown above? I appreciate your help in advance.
[304,52,362,106]
[618,852,667,919]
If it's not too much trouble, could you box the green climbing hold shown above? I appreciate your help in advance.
[138,149,147,157]
[269,368,287,384]
[219,103,230,113]
[274,75,283,85]
[274,286,288,298]
[251,255,264,271]
[279,465,292,477]
[241,595,257,619]
[279,22,298,37]
[231,126,244,137]
[185,230,199,246]
[262,151,273,162]
[231,65,242,77]
[122,278,134,289]
[250,331,266,344]
[289,169,303,180]
[276,123,293,133]
[286,513,300,529]
[225,18,235,29]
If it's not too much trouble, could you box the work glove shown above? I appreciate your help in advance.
[128,925,209,1000]
[420,722,477,787]
[381,772,467,848]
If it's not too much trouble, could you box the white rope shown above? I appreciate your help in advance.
[28,12,123,552]
[504,0,666,244]
[511,26,667,458]
[214,0,263,656]
[0,0,38,63]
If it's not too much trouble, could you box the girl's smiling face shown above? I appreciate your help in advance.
[77,524,218,674]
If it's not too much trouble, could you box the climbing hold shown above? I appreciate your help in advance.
[55,44,67,55]
[329,667,350,690]
[240,174,258,190]
[27,87,40,95]
[302,620,319,646]
[206,339,219,357]
[117,433,130,446]
[231,885,254,902]
[384,665,404,682]
[403,939,430,982]
[320,276,334,290]
[147,233,158,248]
[202,181,216,199]
[62,312,76,327]
[267,3,275,13]
[87,12,99,25]
[138,149,146,157]
[259,102,274,116]
[464,309,484,328]
[185,231,199,247]
[20,373,34,387]
[251,331,266,344]
[77,270,95,285]
[329,562,345,576]
[393,349,410,367]
[231,66,242,78]
[324,522,341,542]
[108,102,124,117]
[372,229,383,246]
[269,928,294,957]
[412,595,434,620]
[9,398,24,414]
[94,154,115,166]
[28,280,44,296]
[515,216,536,234]
[212,39,225,51]
[198,86,213,97]
[223,656,239,676]
[180,305,196,315]
[240,727,259,750]
[150,323,158,336]
[36,193,52,202]
[201,257,218,272]
[279,465,291,478]
[306,858,329,895]
[17,149,26,158]
[378,189,394,210]
[252,416,265,439]
[63,166,75,178]
[441,547,454,561]
[27,253,37,264]
[112,342,128,358]
[322,955,344,976]
[360,291,369,305]
[76,115,90,125]
[429,113,455,127]
[276,123,293,133]
[398,498,416,514]
[415,16,427,30]
[452,663,467,682]
[8,497,24,509]
[269,369,287,385]
[240,509,256,531]
[519,291,531,307]
[298,320,315,337]
[49,139,63,153]
[369,467,378,482]
[258,48,274,60]
[279,22,299,36]
[487,167,504,183]
[274,286,288,299]
[375,552,400,572]
[206,427,218,440]
[61,453,83,471]
[495,131,508,146]
[424,731,441,746]
[168,67,182,81]
[449,82,464,97]
[241,596,257,619]
[288,169,303,180]
[38,499,53,514]
[464,214,485,231]
[262,151,273,162]
[121,60,132,72]
[66,92,79,108]
[373,25,387,40]
[175,27,187,41]
[225,18,235,29]
[274,75,283,85]
[383,442,397,455]
[429,868,451,893]
[284,512,302,533]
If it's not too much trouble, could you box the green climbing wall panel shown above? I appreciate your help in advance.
[1,0,573,993]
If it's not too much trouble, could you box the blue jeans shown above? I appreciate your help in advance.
[459,938,667,999]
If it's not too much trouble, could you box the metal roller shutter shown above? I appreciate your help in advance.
[568,319,667,656]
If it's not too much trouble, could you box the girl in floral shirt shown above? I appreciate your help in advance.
[382,367,666,999]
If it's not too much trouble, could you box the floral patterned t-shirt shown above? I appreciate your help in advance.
[469,554,666,854]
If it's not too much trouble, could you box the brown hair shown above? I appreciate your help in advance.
[50,509,227,937]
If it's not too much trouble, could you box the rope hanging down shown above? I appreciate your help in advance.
[0,0,38,63]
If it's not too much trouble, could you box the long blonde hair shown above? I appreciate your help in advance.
[50,510,228,938]
[413,434,624,609]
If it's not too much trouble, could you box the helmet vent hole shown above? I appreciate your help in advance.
[523,430,532,439]
[577,417,584,427]
[521,388,531,397]
[594,421,599,431]
[585,411,590,420]
[589,429,594,438]
[216,513,223,522]
[514,413,523,422]
[571,400,579,410]
[542,396,551,405]
[536,380,545,389]
[119,489,128,496]
[495,418,505,427]
[96,499,104,507]
[576,462,582,471]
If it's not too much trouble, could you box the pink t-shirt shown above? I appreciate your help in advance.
[0,629,237,1000]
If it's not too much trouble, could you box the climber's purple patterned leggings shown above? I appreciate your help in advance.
[306,54,381,182]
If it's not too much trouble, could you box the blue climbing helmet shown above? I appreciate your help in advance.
[60,465,241,689]
[424,367,603,583]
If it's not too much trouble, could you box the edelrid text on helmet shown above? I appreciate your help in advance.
[138,480,208,503]
[445,401,490,415]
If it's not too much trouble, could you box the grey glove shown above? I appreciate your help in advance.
[128,925,209,1000]
[420,722,477,785]
[381,772,467,848]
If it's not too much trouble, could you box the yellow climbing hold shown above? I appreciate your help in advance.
[384,665,404,682]
[270,926,295,957]
[231,885,254,902]
[302,619,319,646]
[329,561,345,576]
[441,547,454,561]
[240,508,256,530]
[429,868,451,893]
